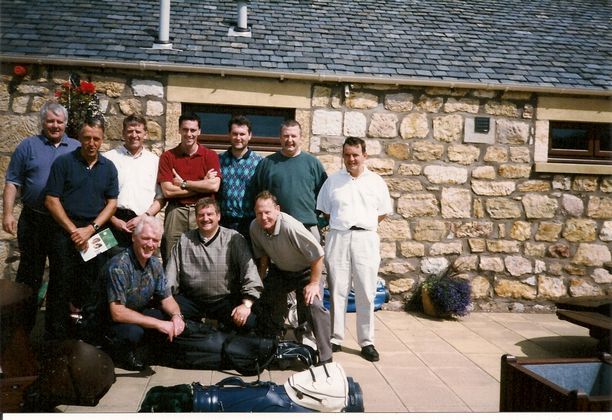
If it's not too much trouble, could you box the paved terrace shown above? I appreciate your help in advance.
[50,310,599,413]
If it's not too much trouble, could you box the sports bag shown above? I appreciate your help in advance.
[139,362,364,413]
[323,279,389,312]
[156,320,316,375]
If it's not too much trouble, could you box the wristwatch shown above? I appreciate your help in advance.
[180,180,188,189]
[91,221,100,231]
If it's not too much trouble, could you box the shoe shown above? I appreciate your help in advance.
[360,345,380,362]
[331,343,342,353]
[117,350,147,371]
[317,357,333,366]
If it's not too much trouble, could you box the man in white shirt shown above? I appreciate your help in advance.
[316,137,392,362]
[104,115,165,251]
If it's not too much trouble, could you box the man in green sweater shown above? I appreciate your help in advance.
[252,120,327,242]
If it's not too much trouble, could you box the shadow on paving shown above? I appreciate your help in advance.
[516,336,600,358]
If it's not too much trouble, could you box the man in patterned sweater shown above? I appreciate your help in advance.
[166,197,263,333]
[218,115,263,241]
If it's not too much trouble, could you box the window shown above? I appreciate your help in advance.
[548,121,611,164]
[182,104,295,152]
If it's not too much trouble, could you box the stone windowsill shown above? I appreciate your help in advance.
[534,162,612,175]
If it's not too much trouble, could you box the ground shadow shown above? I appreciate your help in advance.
[516,336,600,358]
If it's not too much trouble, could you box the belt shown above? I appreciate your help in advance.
[349,226,366,231]
[115,208,137,221]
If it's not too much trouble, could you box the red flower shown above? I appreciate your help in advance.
[13,65,27,77]
[78,81,96,95]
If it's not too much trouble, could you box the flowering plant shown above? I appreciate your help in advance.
[55,76,103,138]
[421,268,471,317]
[13,65,27,77]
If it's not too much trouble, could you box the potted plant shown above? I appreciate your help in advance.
[421,268,471,318]
[55,73,103,138]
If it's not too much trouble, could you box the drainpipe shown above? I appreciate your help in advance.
[153,0,172,49]
[229,1,252,37]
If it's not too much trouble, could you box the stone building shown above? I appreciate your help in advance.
[0,0,610,311]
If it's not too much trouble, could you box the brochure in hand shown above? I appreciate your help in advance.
[80,228,118,262]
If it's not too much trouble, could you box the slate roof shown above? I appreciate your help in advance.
[1,0,610,93]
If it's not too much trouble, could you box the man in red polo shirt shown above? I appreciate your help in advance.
[157,113,221,263]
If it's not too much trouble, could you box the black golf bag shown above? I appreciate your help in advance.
[155,320,317,375]
[140,362,364,412]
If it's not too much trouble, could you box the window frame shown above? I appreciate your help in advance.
[182,103,295,152]
[547,120,611,164]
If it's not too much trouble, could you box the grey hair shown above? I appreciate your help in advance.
[133,215,163,237]
[40,101,68,125]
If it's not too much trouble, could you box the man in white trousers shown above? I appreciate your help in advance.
[316,136,392,362]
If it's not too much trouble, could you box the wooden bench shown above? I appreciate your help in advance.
[554,298,612,352]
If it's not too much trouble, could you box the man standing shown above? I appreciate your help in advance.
[44,117,119,341]
[157,113,221,263]
[2,101,80,332]
[103,216,185,371]
[218,115,263,240]
[252,120,327,241]
[316,137,392,362]
[104,114,165,252]
[166,197,262,332]
[250,191,332,364]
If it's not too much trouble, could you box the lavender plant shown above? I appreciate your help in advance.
[422,268,471,317]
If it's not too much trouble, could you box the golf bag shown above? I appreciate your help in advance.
[139,362,364,413]
[156,320,317,375]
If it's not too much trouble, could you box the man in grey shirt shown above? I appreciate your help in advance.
[166,197,262,332]
[250,191,332,364]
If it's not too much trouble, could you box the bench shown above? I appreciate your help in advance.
[554,298,612,352]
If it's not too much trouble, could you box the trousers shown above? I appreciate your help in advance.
[15,206,54,332]
[257,265,332,362]
[162,202,198,265]
[325,229,380,348]
[45,221,109,341]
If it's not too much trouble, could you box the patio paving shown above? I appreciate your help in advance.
[50,310,599,413]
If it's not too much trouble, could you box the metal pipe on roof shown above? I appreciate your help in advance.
[236,1,249,32]
[2,54,609,97]
[153,0,172,49]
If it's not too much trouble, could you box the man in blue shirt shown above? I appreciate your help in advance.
[2,101,80,332]
[219,115,263,240]
[44,116,119,341]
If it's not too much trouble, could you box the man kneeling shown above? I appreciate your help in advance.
[103,215,185,371]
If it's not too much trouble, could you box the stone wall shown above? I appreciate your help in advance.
[1,63,610,311]
[0,64,167,278]
[309,84,611,311]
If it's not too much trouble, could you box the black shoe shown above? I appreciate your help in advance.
[317,357,333,366]
[331,343,342,353]
[360,345,380,362]
[116,350,147,371]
